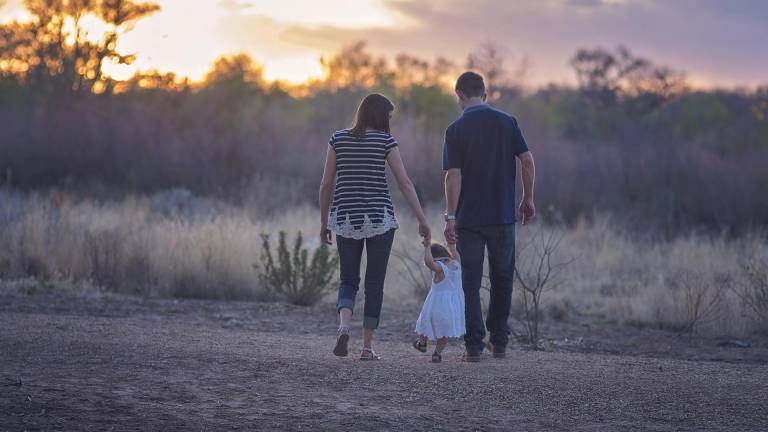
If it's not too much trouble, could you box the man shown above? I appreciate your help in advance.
[443,71,536,362]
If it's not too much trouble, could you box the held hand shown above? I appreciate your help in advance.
[320,226,333,245]
[519,198,536,225]
[444,220,457,245]
[418,221,431,242]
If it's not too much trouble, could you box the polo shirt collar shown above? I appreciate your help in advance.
[463,103,490,114]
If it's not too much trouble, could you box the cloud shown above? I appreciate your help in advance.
[3,0,765,86]
[215,14,313,59]
[563,0,635,7]
[218,0,254,14]
[280,0,768,87]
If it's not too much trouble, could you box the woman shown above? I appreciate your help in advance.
[319,93,430,360]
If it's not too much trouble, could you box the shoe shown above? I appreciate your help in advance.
[333,327,350,357]
[412,339,428,353]
[431,351,442,363]
[462,351,482,362]
[360,348,381,361]
[486,341,507,358]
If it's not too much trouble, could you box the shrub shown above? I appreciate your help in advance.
[513,228,574,347]
[675,271,726,334]
[85,230,125,289]
[254,231,338,306]
[392,246,432,301]
[733,259,768,333]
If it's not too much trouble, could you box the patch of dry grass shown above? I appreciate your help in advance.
[1,189,766,336]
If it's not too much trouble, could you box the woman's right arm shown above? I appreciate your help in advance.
[386,147,430,240]
[319,146,336,244]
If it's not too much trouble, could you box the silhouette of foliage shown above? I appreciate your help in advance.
[0,0,159,93]
[0,8,766,235]
[570,45,686,112]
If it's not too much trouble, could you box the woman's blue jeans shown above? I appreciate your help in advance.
[335,229,395,330]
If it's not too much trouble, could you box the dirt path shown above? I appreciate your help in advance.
[1,293,767,431]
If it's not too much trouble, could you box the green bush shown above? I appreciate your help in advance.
[254,231,338,306]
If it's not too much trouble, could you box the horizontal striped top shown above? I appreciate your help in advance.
[326,128,399,239]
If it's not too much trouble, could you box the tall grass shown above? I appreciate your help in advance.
[1,189,766,336]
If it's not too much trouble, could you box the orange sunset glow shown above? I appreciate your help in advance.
[2,0,767,88]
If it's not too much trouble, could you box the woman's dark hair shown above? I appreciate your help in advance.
[455,71,485,98]
[350,93,394,138]
[430,243,452,261]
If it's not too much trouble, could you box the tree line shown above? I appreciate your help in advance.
[1,1,767,234]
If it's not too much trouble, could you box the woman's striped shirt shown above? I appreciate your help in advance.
[327,128,399,239]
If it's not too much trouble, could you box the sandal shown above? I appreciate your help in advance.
[360,348,381,361]
[333,327,350,357]
[431,351,442,363]
[412,339,427,353]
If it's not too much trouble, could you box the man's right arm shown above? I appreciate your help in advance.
[517,151,536,224]
[444,168,461,243]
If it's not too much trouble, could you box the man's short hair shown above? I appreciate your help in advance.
[455,71,485,98]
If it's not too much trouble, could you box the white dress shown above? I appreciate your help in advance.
[415,260,466,340]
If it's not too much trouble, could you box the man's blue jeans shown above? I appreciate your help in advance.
[335,229,395,330]
[457,224,516,353]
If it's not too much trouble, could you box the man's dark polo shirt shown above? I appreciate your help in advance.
[443,104,529,229]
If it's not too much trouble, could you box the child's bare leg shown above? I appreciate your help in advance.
[435,337,448,354]
[418,335,428,345]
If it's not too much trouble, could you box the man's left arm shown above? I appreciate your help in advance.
[517,151,535,224]
[510,118,535,225]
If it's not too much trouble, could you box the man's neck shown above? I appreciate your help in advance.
[462,97,486,111]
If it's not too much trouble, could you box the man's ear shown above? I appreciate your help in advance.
[456,90,466,101]
[482,92,487,102]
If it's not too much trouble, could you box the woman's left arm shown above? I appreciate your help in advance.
[386,147,430,240]
[319,146,337,244]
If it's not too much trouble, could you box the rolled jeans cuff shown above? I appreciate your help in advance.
[363,316,379,330]
[337,298,355,313]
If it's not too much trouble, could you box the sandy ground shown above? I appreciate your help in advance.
[1,292,767,431]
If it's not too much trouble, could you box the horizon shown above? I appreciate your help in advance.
[1,0,766,90]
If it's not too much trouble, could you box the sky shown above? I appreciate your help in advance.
[1,0,766,87]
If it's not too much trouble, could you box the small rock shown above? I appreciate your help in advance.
[716,340,751,348]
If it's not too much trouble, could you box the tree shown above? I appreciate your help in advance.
[0,0,160,94]
[317,41,393,91]
[114,70,189,93]
[570,45,686,111]
[203,53,265,88]
[467,42,529,101]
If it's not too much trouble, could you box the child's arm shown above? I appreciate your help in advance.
[447,242,461,262]
[423,238,443,274]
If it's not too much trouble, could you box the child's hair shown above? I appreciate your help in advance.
[430,242,452,261]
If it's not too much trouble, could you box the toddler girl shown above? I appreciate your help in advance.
[413,239,465,363]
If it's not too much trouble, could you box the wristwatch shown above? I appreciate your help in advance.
[444,213,456,221]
